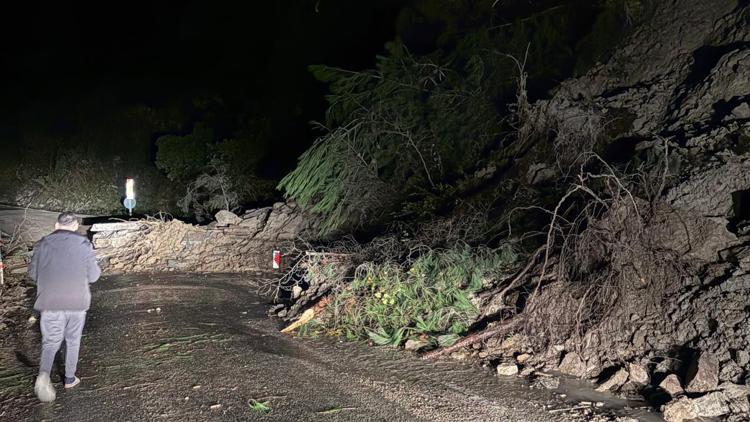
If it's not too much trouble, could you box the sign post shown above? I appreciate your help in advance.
[123,178,136,216]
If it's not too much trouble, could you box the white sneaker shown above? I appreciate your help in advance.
[64,376,81,389]
[34,373,56,402]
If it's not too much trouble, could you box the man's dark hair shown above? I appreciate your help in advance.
[57,212,79,226]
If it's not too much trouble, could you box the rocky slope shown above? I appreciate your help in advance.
[500,1,750,420]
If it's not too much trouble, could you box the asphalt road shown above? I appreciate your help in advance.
[0,273,580,422]
[0,205,90,244]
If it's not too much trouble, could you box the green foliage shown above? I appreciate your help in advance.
[155,121,276,218]
[279,45,501,235]
[16,151,120,213]
[178,157,240,221]
[249,400,271,413]
[155,124,213,182]
[316,245,518,347]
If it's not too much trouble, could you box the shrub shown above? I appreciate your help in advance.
[178,157,240,221]
[16,152,120,213]
[314,245,518,346]
[278,44,501,236]
[155,124,213,182]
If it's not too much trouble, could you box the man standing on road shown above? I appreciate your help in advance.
[28,212,101,402]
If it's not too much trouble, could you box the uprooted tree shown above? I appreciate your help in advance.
[278,43,506,236]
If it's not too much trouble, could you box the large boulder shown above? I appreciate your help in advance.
[496,363,519,377]
[722,383,750,414]
[258,202,316,240]
[663,392,732,422]
[239,207,271,232]
[215,210,241,226]
[596,368,629,392]
[557,352,586,378]
[627,363,650,387]
[663,396,697,422]
[659,374,685,397]
[686,352,720,393]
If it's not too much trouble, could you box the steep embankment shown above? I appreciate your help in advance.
[277,2,750,421]
[494,1,750,420]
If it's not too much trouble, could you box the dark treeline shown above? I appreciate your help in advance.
[0,0,644,219]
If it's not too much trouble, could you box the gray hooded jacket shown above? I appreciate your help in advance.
[29,230,101,311]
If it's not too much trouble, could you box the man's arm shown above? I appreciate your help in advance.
[83,239,101,283]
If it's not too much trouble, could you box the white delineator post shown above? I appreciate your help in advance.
[123,177,136,216]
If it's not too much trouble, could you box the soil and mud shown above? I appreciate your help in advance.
[0,273,660,421]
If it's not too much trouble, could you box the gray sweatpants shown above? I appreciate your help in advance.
[39,311,87,379]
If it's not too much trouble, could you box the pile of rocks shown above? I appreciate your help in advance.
[92,202,319,274]
[492,346,750,421]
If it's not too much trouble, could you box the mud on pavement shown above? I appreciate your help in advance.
[1,273,657,421]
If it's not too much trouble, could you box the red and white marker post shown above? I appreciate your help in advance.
[0,246,5,286]
[272,250,281,269]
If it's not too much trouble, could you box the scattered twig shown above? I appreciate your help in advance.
[316,406,358,414]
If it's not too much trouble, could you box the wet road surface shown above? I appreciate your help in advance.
[0,205,90,244]
[0,273,584,421]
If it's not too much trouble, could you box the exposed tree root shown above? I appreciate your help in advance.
[421,317,523,360]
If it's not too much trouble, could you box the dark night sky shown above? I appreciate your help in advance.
[0,1,405,173]
[1,1,402,102]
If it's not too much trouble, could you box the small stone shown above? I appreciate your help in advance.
[520,367,535,377]
[595,402,604,408]
[516,353,532,364]
[210,404,222,411]
[292,285,303,299]
[450,351,470,361]
[496,363,519,376]
[534,376,560,390]
[404,339,428,351]
[192,385,201,390]
[736,351,750,367]
[28,315,37,324]
[659,374,684,397]
[719,359,743,383]
[731,103,750,119]
[596,368,629,392]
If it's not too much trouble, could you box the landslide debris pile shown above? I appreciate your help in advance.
[273,1,750,420]
[91,202,319,274]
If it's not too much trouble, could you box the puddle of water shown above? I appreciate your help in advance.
[546,374,664,421]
